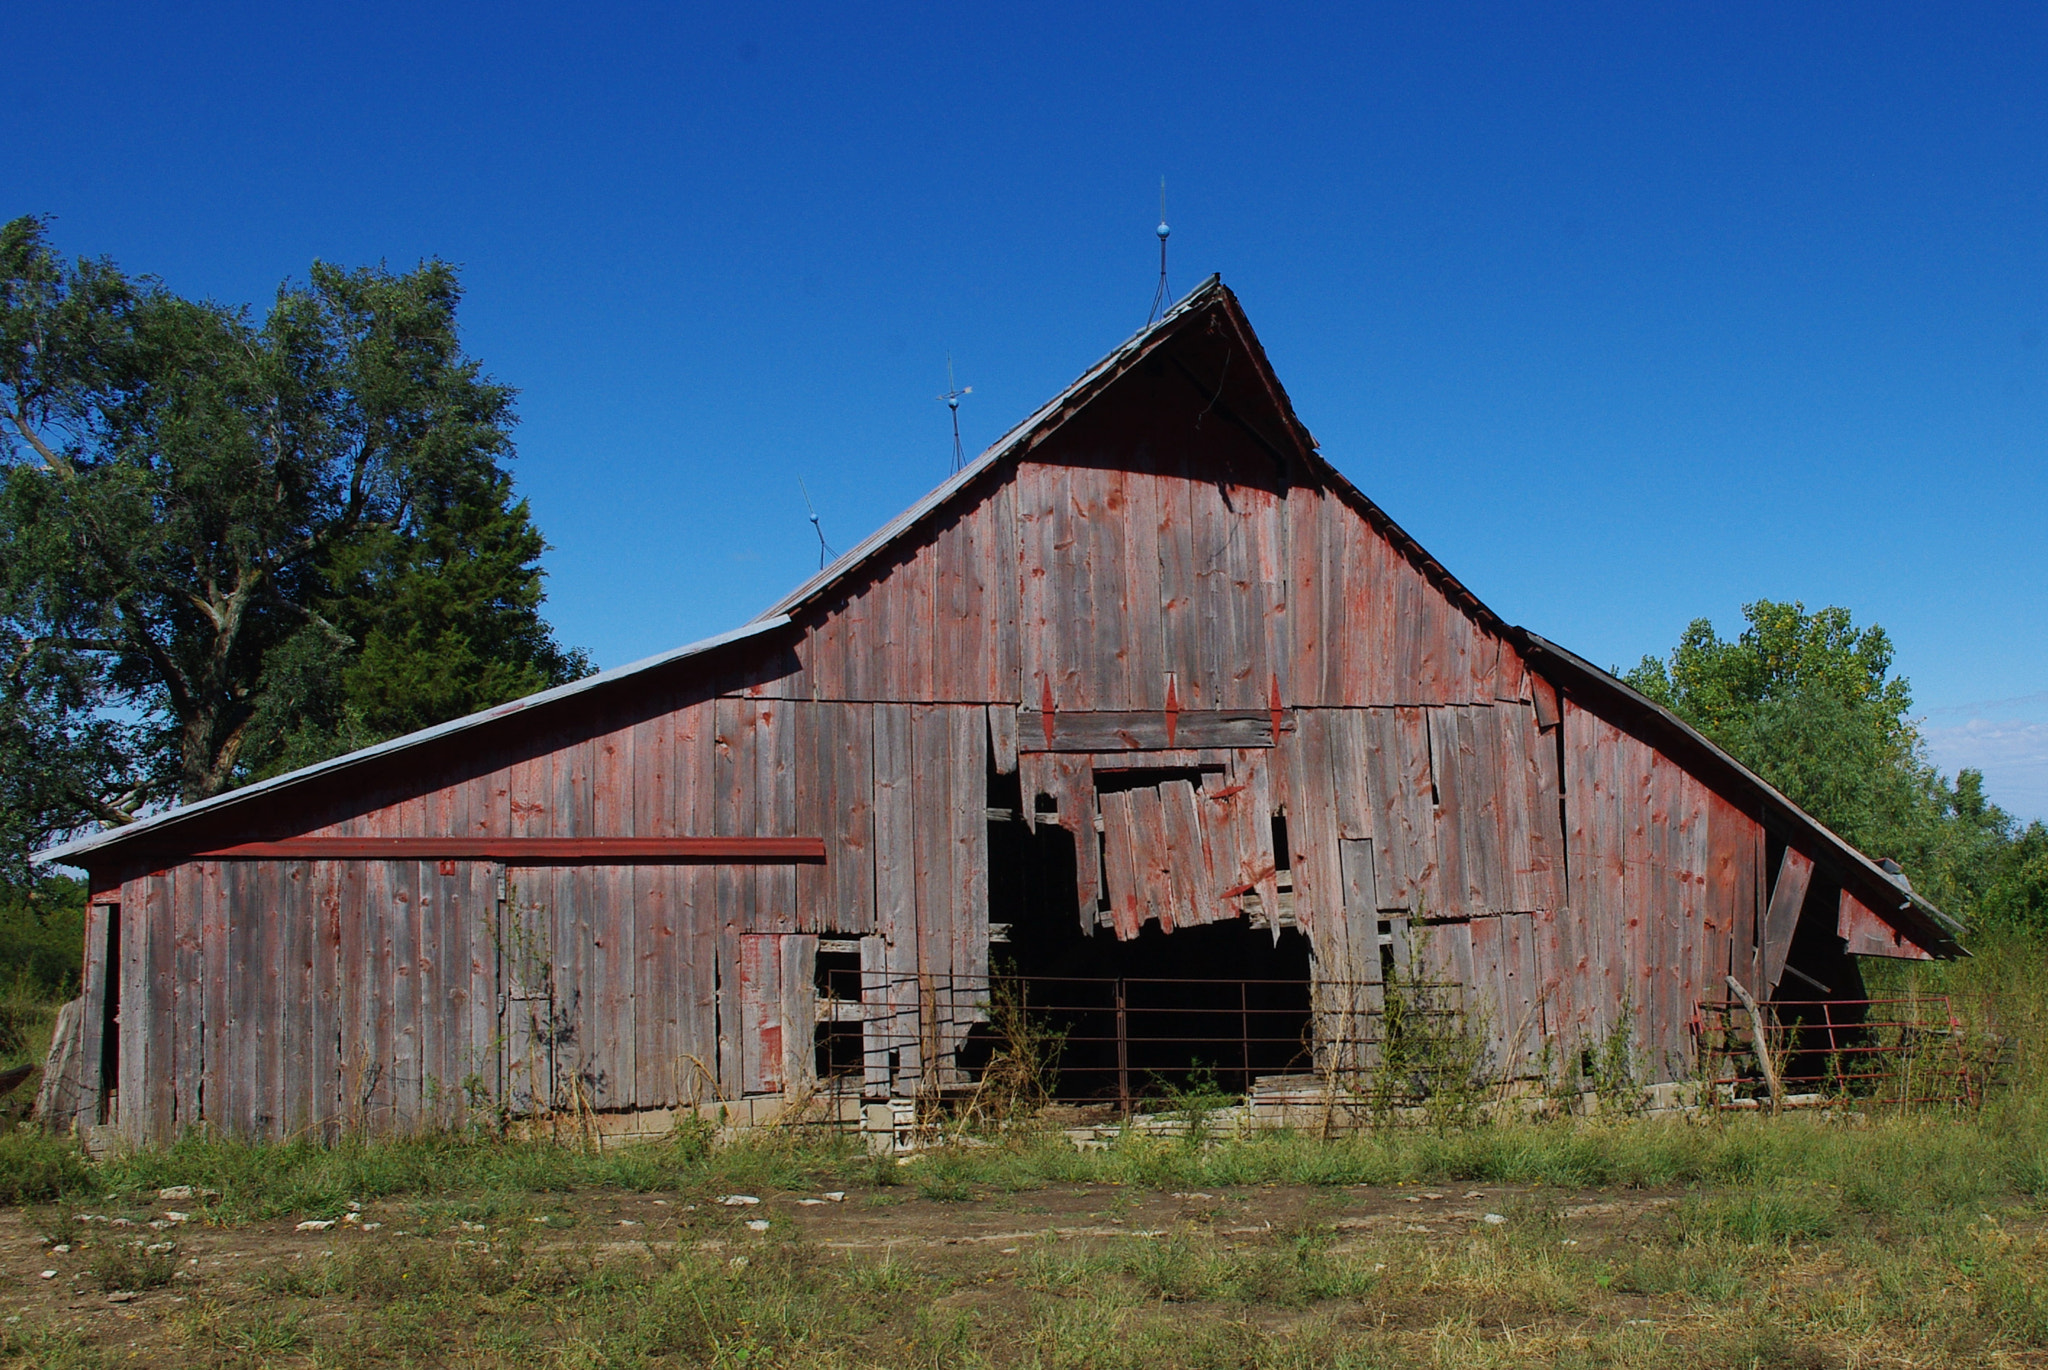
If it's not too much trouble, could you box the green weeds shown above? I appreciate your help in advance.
[84,1237,178,1292]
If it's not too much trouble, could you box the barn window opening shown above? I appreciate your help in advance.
[813,939,863,1083]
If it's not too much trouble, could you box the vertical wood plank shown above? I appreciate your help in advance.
[171,864,204,1132]
[1676,772,1709,1075]
[946,703,988,1078]
[1621,728,1651,1056]
[755,699,797,931]
[1761,846,1816,995]
[1121,464,1166,712]
[636,861,673,1106]
[1158,459,1203,706]
[340,854,374,1131]
[1016,461,1060,718]
[908,704,953,1080]
[1089,465,1131,710]
[1100,789,1145,940]
[1467,915,1507,1076]
[988,476,1023,703]
[676,701,718,1101]
[779,934,819,1096]
[714,695,757,1050]
[602,863,635,1108]
[1336,838,1383,983]
[737,933,782,1094]
[243,862,274,1137]
[794,700,834,930]
[1285,709,1341,937]
[988,704,1019,777]
[1649,755,1682,1077]
[389,860,420,1132]
[1328,710,1374,842]
[1503,912,1540,1077]
[1562,700,1615,1044]
[1132,784,1176,933]
[198,871,228,1132]
[872,704,920,1091]
[279,862,315,1136]
[122,878,159,1142]
[1424,708,1473,916]
[1246,480,1289,713]
[1286,484,1325,709]
[859,934,892,1098]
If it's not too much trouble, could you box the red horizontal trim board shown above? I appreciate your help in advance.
[186,837,827,863]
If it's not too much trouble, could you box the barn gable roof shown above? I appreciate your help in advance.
[34,278,1966,955]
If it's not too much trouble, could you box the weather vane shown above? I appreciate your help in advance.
[1146,176,1171,326]
[798,476,834,570]
[938,354,972,472]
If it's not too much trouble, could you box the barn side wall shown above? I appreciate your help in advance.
[86,695,989,1144]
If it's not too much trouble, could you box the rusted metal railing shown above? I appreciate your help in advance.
[810,970,1470,1115]
[1695,995,1996,1110]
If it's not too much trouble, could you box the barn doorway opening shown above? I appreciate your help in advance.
[96,904,119,1126]
[984,805,1313,1106]
[1775,873,1872,1089]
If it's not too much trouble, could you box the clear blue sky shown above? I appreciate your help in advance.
[10,3,2046,818]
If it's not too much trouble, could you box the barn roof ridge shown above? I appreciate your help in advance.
[31,277,1966,955]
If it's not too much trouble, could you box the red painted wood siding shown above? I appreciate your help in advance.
[87,312,1804,1141]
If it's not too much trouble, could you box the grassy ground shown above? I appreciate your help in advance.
[0,939,2042,1366]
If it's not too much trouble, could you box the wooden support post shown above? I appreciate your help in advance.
[1724,974,1782,1114]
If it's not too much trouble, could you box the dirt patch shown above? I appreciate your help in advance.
[2,1178,2032,1366]
[0,1181,1686,1352]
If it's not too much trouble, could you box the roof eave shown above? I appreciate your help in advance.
[35,615,795,868]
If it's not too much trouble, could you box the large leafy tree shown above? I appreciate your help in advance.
[0,216,586,865]
[1626,599,2047,930]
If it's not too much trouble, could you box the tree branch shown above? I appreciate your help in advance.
[3,405,76,478]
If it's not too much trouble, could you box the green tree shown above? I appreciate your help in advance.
[0,216,586,861]
[1624,602,1920,860]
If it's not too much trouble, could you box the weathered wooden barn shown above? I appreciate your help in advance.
[37,278,1963,1143]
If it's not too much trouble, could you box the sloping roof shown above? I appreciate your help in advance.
[1515,632,1966,958]
[34,277,1965,956]
[37,616,791,866]
[36,277,1247,871]
[759,276,1267,619]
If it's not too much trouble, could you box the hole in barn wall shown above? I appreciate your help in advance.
[1090,765,1222,794]
[97,904,119,1127]
[982,809,1312,1102]
[812,940,863,1082]
[1775,872,1871,1088]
